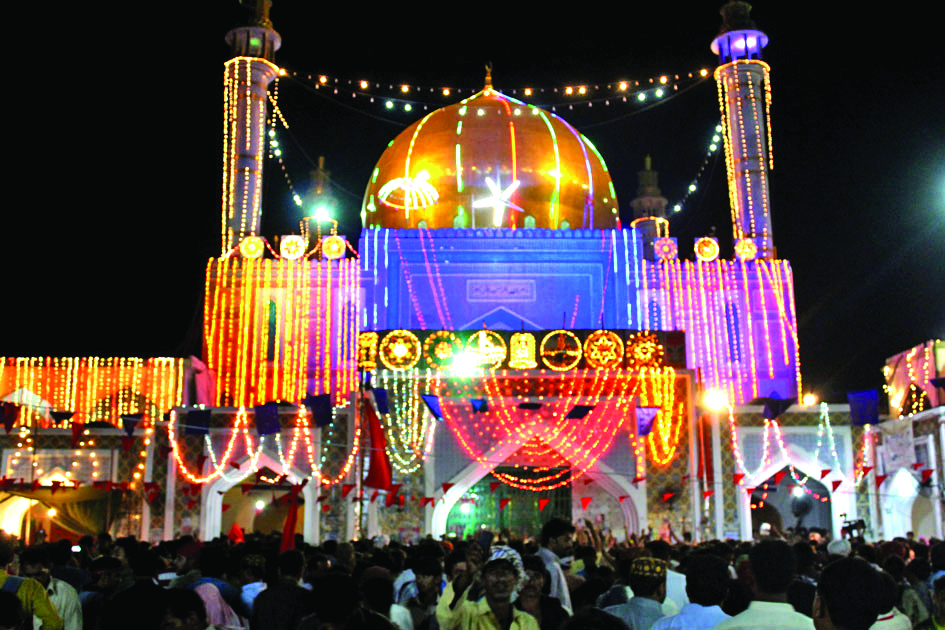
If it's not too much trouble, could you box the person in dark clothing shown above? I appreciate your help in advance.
[162,588,210,630]
[250,549,315,630]
[812,557,882,630]
[102,549,168,630]
[517,555,570,630]
[787,541,818,617]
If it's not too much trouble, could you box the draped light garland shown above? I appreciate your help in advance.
[379,369,438,473]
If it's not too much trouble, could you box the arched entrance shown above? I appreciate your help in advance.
[200,451,319,542]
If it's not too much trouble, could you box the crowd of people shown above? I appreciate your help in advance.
[2,520,944,630]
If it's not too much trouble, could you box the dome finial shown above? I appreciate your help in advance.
[484,62,493,90]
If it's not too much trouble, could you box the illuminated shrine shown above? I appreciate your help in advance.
[3,2,944,545]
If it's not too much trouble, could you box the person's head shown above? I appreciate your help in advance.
[278,549,305,581]
[173,540,200,575]
[482,558,519,603]
[445,549,467,582]
[684,553,729,607]
[196,544,227,579]
[644,539,671,562]
[239,554,266,585]
[162,588,207,630]
[129,548,162,580]
[359,567,394,616]
[748,539,795,597]
[793,541,816,574]
[0,591,24,630]
[413,556,442,596]
[540,518,575,558]
[628,557,666,602]
[19,546,52,589]
[883,555,906,582]
[89,556,123,592]
[560,608,631,630]
[813,557,882,630]
[521,555,548,598]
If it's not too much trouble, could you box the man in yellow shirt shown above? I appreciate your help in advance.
[0,537,63,630]
[437,545,539,630]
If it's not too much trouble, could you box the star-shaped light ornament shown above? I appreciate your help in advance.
[473,175,524,227]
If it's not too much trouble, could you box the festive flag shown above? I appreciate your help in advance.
[565,405,594,419]
[922,469,934,483]
[370,490,379,503]
[632,476,645,484]
[120,413,143,436]
[419,497,435,507]
[184,409,212,436]
[303,394,333,427]
[254,402,281,436]
[733,473,745,485]
[832,480,843,491]
[618,495,629,503]
[848,390,879,426]
[229,461,241,470]
[517,402,542,411]
[1,402,16,434]
[241,483,253,495]
[820,469,831,479]
[384,484,403,507]
[774,471,787,485]
[441,483,455,495]
[538,498,551,511]
[583,479,594,487]
[222,504,231,513]
[489,481,500,494]
[363,398,393,491]
[372,389,390,414]
[703,490,715,499]
[420,394,443,420]
[342,483,356,498]
[913,462,925,470]
[50,480,62,495]
[49,410,74,425]
[862,466,874,476]
[762,394,796,420]
[875,474,888,488]
[322,504,331,512]
[71,422,84,447]
[930,377,945,389]
[580,497,592,511]
[745,486,756,495]
[469,399,489,413]
[662,492,675,503]
[636,407,660,436]
[500,498,511,511]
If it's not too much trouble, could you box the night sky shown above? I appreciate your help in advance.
[7,4,943,403]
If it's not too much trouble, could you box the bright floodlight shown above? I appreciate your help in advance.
[802,393,818,406]
[792,486,805,498]
[255,500,265,511]
[451,350,481,377]
[460,503,471,515]
[47,507,57,517]
[703,388,729,411]
[314,205,332,222]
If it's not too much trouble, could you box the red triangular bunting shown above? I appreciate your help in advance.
[229,461,241,470]
[922,469,934,483]
[241,483,253,495]
[419,497,434,507]
[0,402,16,434]
[875,474,888,488]
[618,495,629,503]
[832,480,843,491]
[580,497,592,511]
[50,480,62,494]
[441,483,455,495]
[71,422,84,447]
[703,490,715,499]
[733,473,745,485]
[342,483,356,498]
[583,478,594,486]
[913,462,925,470]
[774,471,787,485]
[72,481,82,490]
[499,498,511,511]
[222,504,231,513]
[316,494,328,503]
[31,480,42,492]
[662,492,675,503]
[745,486,756,495]
[820,469,831,479]
[489,481,500,494]
[862,466,874,476]
[322,503,331,512]
[632,475,645,484]
[538,498,551,511]
[370,490,380,503]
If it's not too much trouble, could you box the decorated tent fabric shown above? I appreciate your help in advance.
[2,486,122,536]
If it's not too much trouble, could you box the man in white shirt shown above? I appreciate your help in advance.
[717,540,814,630]
[537,518,574,614]
[20,547,82,630]
[652,553,731,630]
[812,556,882,630]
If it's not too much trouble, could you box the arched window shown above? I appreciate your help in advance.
[524,215,536,228]
[417,220,428,229]
[559,220,570,230]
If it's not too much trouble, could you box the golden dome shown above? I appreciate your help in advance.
[361,87,618,230]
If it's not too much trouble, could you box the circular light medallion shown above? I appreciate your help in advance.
[239,236,265,259]
[653,237,678,262]
[280,235,307,260]
[734,238,758,261]
[583,330,624,369]
[694,237,720,262]
[626,332,664,368]
[322,235,346,260]
[422,331,463,369]
[378,330,421,370]
[465,329,508,368]
[539,330,583,371]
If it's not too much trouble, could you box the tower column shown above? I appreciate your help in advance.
[712,1,775,259]
[221,15,281,255]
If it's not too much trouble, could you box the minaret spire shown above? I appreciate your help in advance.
[484,62,493,91]
[712,1,775,259]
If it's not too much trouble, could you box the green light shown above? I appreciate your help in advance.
[314,206,332,222]
[637,93,646,102]
[386,101,394,109]
[688,184,697,192]
[274,149,282,157]
[709,143,717,152]
[712,134,721,142]
[367,196,376,212]
[715,124,723,133]
[268,129,276,138]
[404,104,412,112]
[458,106,467,116]
[608,182,616,198]
[372,168,379,183]
[655,88,664,97]
[456,121,463,135]
[249,37,261,47]
[674,204,682,212]
[455,143,463,193]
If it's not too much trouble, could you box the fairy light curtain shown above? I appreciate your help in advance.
[203,257,360,407]
[0,357,184,429]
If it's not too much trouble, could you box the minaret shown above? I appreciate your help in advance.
[629,156,669,260]
[221,0,282,255]
[712,1,775,259]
